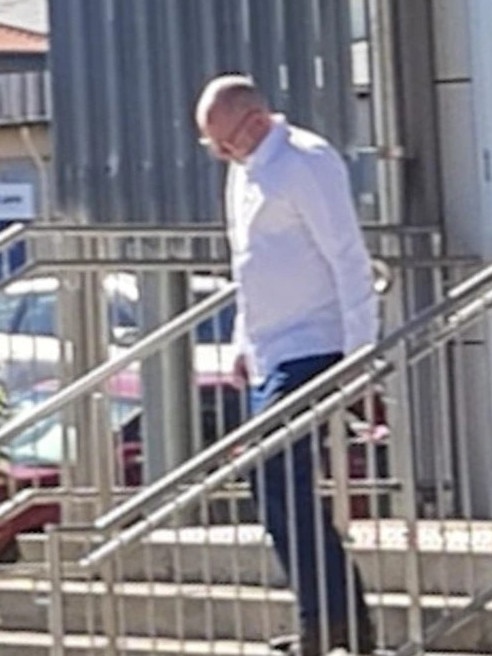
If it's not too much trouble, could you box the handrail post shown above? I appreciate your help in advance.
[47,525,65,656]
[100,557,119,656]
[392,339,424,650]
[91,391,113,515]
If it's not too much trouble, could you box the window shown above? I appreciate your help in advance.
[0,292,24,332]
[195,300,235,344]
[15,293,56,336]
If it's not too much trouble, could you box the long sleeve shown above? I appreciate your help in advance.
[290,151,378,354]
[225,163,247,356]
[231,290,247,354]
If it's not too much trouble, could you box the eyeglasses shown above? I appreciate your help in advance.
[198,109,258,151]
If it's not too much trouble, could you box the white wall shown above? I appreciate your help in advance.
[0,0,48,34]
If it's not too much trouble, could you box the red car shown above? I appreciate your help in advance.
[0,373,142,560]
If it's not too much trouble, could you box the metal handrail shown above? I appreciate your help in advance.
[62,259,492,654]
[0,257,484,537]
[78,261,492,534]
[13,222,456,276]
[0,221,26,246]
[19,221,441,236]
[0,256,487,535]
[0,222,39,292]
[78,362,392,570]
[0,252,397,450]
[0,486,134,526]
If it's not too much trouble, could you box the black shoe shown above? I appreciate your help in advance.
[270,621,374,656]
[269,634,299,654]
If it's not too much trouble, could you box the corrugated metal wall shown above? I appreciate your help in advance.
[0,71,51,124]
[48,0,353,224]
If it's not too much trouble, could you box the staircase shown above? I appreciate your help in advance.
[0,519,490,654]
[0,225,487,654]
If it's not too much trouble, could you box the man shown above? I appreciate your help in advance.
[195,74,377,655]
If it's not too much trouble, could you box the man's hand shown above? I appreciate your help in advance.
[232,354,249,389]
[349,387,387,426]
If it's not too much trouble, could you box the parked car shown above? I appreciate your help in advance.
[0,372,145,561]
[0,273,136,392]
[0,273,240,435]
[0,272,242,558]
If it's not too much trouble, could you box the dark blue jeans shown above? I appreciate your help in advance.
[249,353,366,631]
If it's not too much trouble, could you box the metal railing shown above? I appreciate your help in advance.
[0,232,475,517]
[0,224,476,515]
[0,221,478,390]
[0,278,243,526]
[0,222,484,653]
[0,220,476,271]
[27,260,492,655]
[0,222,477,520]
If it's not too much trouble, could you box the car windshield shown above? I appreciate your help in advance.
[0,279,233,341]
[5,392,140,467]
[0,292,45,333]
[0,288,138,337]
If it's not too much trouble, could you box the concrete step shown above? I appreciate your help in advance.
[2,576,492,650]
[0,577,296,641]
[366,593,492,651]
[0,636,489,656]
[17,525,287,586]
[0,631,273,655]
[16,521,492,595]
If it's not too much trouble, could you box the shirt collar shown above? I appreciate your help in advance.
[244,114,288,170]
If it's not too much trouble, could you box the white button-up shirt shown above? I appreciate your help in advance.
[226,114,377,382]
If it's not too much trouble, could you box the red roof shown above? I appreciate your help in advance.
[0,22,47,53]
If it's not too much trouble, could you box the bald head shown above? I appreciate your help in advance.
[195,74,269,127]
[195,74,273,162]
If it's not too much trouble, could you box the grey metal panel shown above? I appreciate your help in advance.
[48,0,354,225]
[393,0,441,229]
[436,83,481,257]
[0,70,50,123]
[432,0,471,82]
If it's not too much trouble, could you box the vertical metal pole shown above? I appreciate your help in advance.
[330,403,359,653]
[310,412,330,654]
[56,272,77,523]
[141,270,193,482]
[57,241,110,521]
[88,390,118,655]
[91,392,113,515]
[331,406,351,536]
[47,527,64,656]
[479,306,492,514]
[391,340,424,648]
[453,332,472,518]
[100,557,118,656]
[367,0,405,228]
[75,269,109,506]
[367,0,407,341]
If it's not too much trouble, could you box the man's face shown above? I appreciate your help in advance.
[197,107,258,162]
